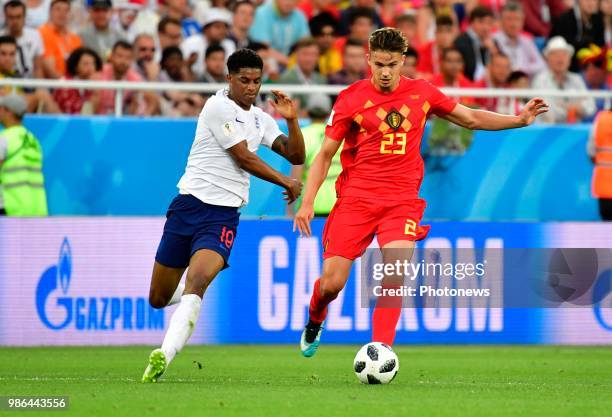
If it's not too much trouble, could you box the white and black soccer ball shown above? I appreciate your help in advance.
[353,342,399,384]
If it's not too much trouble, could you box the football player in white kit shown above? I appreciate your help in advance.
[142,49,304,382]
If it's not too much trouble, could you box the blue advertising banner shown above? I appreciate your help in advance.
[21,116,598,220]
[1,218,610,346]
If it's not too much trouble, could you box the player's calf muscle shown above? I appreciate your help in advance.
[149,288,169,309]
[148,263,185,308]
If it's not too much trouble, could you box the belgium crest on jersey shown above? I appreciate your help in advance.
[385,109,404,130]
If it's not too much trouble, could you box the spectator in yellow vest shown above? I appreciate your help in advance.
[0,93,48,216]
[288,94,341,217]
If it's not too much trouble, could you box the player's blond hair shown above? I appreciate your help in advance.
[369,27,408,54]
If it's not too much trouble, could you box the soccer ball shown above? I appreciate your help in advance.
[353,342,399,384]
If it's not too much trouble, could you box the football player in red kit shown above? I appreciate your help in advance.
[294,27,549,356]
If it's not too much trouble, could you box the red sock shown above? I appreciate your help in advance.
[372,286,403,346]
[308,278,337,325]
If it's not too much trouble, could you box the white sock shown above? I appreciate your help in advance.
[161,294,201,364]
[167,283,185,307]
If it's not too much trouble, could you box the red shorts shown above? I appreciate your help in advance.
[321,197,430,260]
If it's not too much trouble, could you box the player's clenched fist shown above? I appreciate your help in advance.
[293,204,314,237]
[283,178,302,204]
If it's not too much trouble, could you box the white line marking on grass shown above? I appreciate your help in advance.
[0,376,203,383]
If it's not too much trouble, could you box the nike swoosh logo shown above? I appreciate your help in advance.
[235,118,244,123]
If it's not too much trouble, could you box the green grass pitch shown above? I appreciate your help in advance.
[0,345,610,417]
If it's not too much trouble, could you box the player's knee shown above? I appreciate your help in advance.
[319,278,343,301]
[148,290,168,309]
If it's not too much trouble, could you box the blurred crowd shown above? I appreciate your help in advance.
[0,0,609,122]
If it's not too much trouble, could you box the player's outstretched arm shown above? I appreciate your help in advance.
[227,141,303,203]
[293,137,342,237]
[269,89,306,165]
[443,98,549,131]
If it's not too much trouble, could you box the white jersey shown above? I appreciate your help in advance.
[0,27,44,78]
[177,88,283,207]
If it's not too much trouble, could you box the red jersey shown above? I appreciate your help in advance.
[325,76,456,201]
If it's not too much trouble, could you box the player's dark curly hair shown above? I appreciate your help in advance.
[369,27,408,54]
[227,48,263,74]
